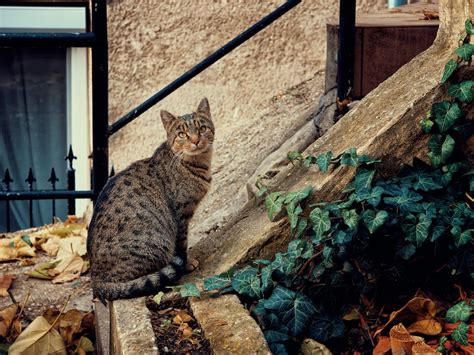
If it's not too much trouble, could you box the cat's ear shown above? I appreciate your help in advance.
[160,110,177,131]
[197,97,211,120]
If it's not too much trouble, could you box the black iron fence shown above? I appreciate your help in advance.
[0,146,94,232]
[0,0,302,232]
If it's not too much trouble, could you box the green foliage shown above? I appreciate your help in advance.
[195,21,474,351]
[455,43,474,61]
[448,80,474,102]
[451,322,469,345]
[441,59,457,83]
[174,283,201,298]
[445,301,472,323]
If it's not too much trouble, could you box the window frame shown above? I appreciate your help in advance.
[0,5,91,216]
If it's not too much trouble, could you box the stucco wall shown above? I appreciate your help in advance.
[107,0,384,170]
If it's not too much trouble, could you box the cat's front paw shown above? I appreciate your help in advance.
[185,257,199,273]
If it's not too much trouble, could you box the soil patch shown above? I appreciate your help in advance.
[145,296,211,354]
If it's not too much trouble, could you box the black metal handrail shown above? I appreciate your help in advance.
[0,0,301,232]
[108,0,301,136]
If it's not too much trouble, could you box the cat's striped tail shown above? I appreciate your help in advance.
[92,256,185,303]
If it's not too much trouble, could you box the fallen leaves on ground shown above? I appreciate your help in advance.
[0,274,15,297]
[0,236,36,261]
[1,301,95,355]
[0,303,18,338]
[375,297,440,337]
[8,316,66,355]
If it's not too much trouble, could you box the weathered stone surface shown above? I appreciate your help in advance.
[110,298,158,355]
[188,0,474,278]
[190,294,271,355]
[94,301,110,355]
[299,338,332,355]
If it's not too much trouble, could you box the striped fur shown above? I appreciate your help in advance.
[88,98,214,303]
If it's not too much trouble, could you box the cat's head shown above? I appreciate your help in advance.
[160,98,214,156]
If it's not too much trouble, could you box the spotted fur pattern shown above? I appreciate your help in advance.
[87,98,214,302]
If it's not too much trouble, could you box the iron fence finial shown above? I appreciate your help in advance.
[2,169,13,190]
[65,145,77,170]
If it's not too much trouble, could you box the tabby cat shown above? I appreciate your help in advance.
[87,98,214,302]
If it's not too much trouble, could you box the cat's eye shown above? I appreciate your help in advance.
[199,126,207,133]
[178,132,187,139]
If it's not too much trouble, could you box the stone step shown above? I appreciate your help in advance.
[99,293,270,354]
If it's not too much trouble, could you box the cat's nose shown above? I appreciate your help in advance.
[189,134,199,144]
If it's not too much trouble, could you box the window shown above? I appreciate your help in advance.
[0,5,90,230]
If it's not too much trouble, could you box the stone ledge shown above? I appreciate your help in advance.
[190,294,271,355]
[110,298,158,355]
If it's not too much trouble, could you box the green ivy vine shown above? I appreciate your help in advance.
[179,19,474,354]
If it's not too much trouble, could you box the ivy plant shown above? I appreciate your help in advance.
[183,19,474,354]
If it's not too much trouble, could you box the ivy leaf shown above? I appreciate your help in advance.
[269,343,288,355]
[448,80,474,102]
[288,239,313,259]
[264,329,289,344]
[204,270,234,291]
[294,218,307,238]
[303,156,314,167]
[342,209,359,230]
[383,187,423,211]
[428,134,455,167]
[431,222,446,242]
[441,59,458,83]
[333,230,353,245]
[287,151,302,162]
[446,301,472,323]
[264,286,318,336]
[420,117,434,133]
[355,186,384,207]
[413,173,443,191]
[414,214,432,247]
[265,192,284,221]
[316,151,333,172]
[455,43,474,61]
[283,186,313,205]
[453,229,472,248]
[309,208,331,242]
[308,314,345,342]
[354,169,376,193]
[432,102,462,133]
[178,283,201,298]
[465,19,474,35]
[261,265,274,295]
[287,203,303,230]
[231,267,261,298]
[451,322,469,345]
[341,148,359,167]
[358,155,381,165]
[271,253,296,275]
[398,243,416,260]
[256,186,268,197]
[362,210,388,234]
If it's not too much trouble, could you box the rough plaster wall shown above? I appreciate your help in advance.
[107,0,383,169]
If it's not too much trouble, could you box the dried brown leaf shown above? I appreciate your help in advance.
[390,323,415,355]
[0,274,15,297]
[375,297,437,336]
[0,303,18,338]
[27,260,61,280]
[373,336,391,355]
[8,316,66,355]
[59,309,84,345]
[52,255,84,284]
[412,340,441,355]
[407,319,442,336]
[0,237,36,261]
